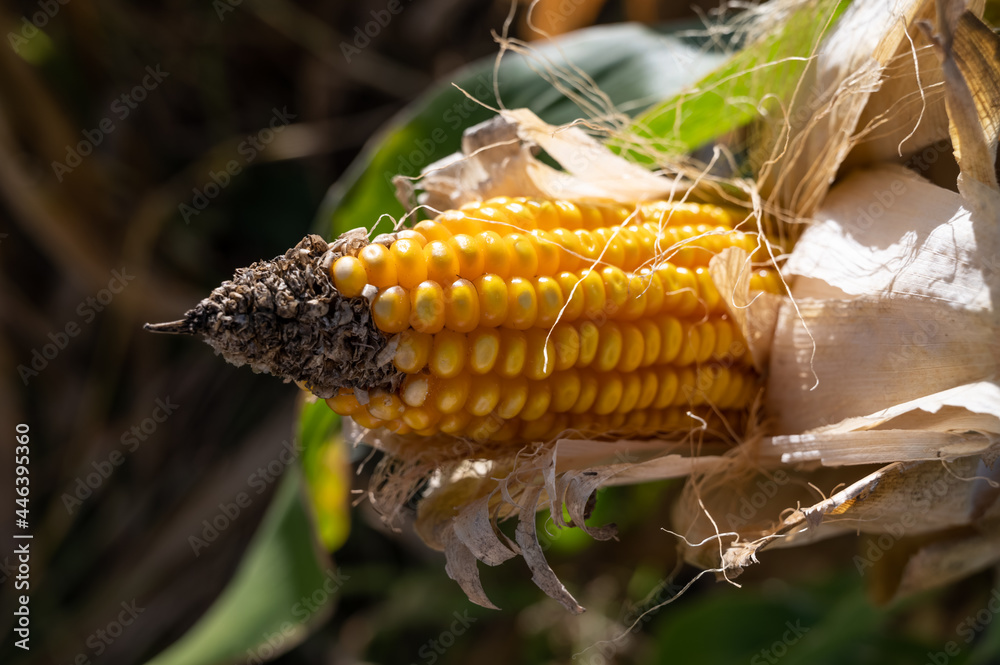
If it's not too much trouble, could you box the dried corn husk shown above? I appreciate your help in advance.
[354,0,1000,611]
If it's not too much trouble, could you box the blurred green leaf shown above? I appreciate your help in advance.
[314,23,726,237]
[632,0,850,157]
[652,574,930,665]
[146,469,338,665]
[298,396,351,551]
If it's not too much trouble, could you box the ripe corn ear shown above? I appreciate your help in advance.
[323,196,782,443]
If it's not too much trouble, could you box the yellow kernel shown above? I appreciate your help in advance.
[502,201,538,231]
[618,228,641,271]
[576,203,604,230]
[675,322,700,366]
[619,271,650,321]
[660,266,700,317]
[350,409,382,430]
[550,323,580,370]
[520,413,556,442]
[636,320,661,367]
[576,320,600,367]
[720,371,744,409]
[616,322,645,373]
[531,230,561,276]
[703,366,731,407]
[401,374,431,407]
[468,329,501,374]
[593,228,625,267]
[371,286,410,333]
[695,267,723,315]
[439,410,471,435]
[652,368,679,409]
[533,276,565,328]
[695,320,717,364]
[636,369,658,410]
[444,278,480,333]
[393,330,432,373]
[593,322,623,372]
[631,225,657,267]
[657,316,684,364]
[429,330,466,378]
[523,329,556,381]
[331,256,367,298]
[449,234,486,281]
[473,274,508,327]
[674,367,697,406]
[574,229,600,263]
[496,329,527,378]
[326,393,361,416]
[497,376,529,419]
[367,390,404,420]
[551,227,582,272]
[616,372,642,414]
[553,272,584,321]
[571,373,599,413]
[601,266,629,314]
[466,374,502,417]
[578,269,607,318]
[401,405,440,430]
[504,277,537,329]
[434,374,470,414]
[395,229,427,248]
[504,233,539,278]
[550,368,581,412]
[437,209,482,236]
[359,243,397,289]
[414,219,452,243]
[600,203,632,228]
[424,240,459,285]
[479,231,512,279]
[553,201,584,230]
[520,381,552,421]
[713,318,735,360]
[474,205,516,234]
[524,199,559,230]
[593,373,623,415]
[409,280,446,334]
[390,239,427,289]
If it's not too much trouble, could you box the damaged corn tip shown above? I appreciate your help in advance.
[326,196,783,443]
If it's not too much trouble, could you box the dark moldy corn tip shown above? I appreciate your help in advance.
[144,233,402,398]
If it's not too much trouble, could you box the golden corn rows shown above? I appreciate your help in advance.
[325,197,783,443]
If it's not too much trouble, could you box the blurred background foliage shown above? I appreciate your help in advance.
[1,0,1000,664]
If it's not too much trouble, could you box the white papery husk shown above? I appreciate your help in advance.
[354,0,1000,612]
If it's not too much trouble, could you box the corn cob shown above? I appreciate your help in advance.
[323,197,782,443]
[145,196,782,445]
